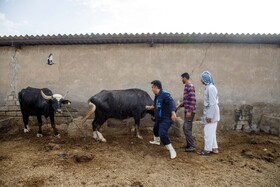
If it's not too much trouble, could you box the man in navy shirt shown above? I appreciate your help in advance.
[146,80,177,159]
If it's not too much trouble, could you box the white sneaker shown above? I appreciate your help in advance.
[149,136,160,145]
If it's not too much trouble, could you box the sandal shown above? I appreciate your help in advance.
[197,149,211,155]
[211,149,219,154]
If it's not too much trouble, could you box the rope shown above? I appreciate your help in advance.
[64,106,86,138]
[171,123,182,130]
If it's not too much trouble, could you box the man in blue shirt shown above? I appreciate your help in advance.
[146,80,177,159]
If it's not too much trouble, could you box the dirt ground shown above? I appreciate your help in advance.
[0,120,279,187]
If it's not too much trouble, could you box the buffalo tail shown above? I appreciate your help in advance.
[80,102,96,125]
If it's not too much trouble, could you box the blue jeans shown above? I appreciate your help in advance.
[153,119,172,145]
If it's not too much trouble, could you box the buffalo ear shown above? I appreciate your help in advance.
[61,99,71,105]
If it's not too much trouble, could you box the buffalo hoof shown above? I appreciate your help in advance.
[93,137,107,142]
[93,131,98,140]
[93,131,107,142]
[99,138,107,142]
[131,127,136,132]
[37,133,43,138]
[55,134,61,139]
[137,135,143,139]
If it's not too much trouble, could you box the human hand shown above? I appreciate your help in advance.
[171,111,177,122]
[206,117,212,123]
[145,105,154,110]
[186,112,192,120]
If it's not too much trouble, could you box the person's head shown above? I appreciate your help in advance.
[151,80,162,95]
[181,72,190,84]
[200,71,214,85]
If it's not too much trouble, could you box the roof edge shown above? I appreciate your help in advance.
[0,32,279,46]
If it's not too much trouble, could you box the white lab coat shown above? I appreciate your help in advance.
[202,84,220,151]
[203,84,220,124]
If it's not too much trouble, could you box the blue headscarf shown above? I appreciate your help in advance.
[200,71,214,85]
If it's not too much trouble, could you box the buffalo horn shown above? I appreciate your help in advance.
[41,90,52,100]
[63,90,69,99]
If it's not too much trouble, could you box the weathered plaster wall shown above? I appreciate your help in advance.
[0,43,279,130]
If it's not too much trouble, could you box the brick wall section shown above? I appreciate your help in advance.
[0,91,21,117]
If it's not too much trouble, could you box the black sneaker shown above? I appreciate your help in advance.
[185,147,196,152]
[180,145,188,149]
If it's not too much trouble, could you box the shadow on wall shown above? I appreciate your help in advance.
[233,103,280,136]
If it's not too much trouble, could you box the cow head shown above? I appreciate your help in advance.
[41,90,71,113]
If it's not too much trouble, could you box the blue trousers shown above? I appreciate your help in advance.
[153,119,172,145]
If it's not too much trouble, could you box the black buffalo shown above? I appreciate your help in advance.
[18,87,71,137]
[80,89,154,142]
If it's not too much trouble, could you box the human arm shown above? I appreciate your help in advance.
[184,84,196,119]
[175,102,184,112]
[205,85,218,123]
[171,111,177,122]
[145,105,154,110]
[163,92,177,122]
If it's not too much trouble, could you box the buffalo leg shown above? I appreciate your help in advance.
[50,113,59,137]
[91,118,98,139]
[134,117,143,139]
[92,118,106,142]
[23,114,30,133]
[37,115,43,137]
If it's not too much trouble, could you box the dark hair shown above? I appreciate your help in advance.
[181,72,190,79]
[151,80,162,89]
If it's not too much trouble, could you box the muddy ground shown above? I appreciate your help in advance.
[0,119,279,187]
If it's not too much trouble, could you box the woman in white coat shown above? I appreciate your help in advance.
[198,71,220,155]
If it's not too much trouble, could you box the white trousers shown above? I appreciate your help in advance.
[204,122,218,151]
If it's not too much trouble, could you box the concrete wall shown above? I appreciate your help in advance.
[0,43,279,130]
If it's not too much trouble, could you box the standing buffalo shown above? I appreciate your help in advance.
[18,87,71,137]
[80,89,154,142]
